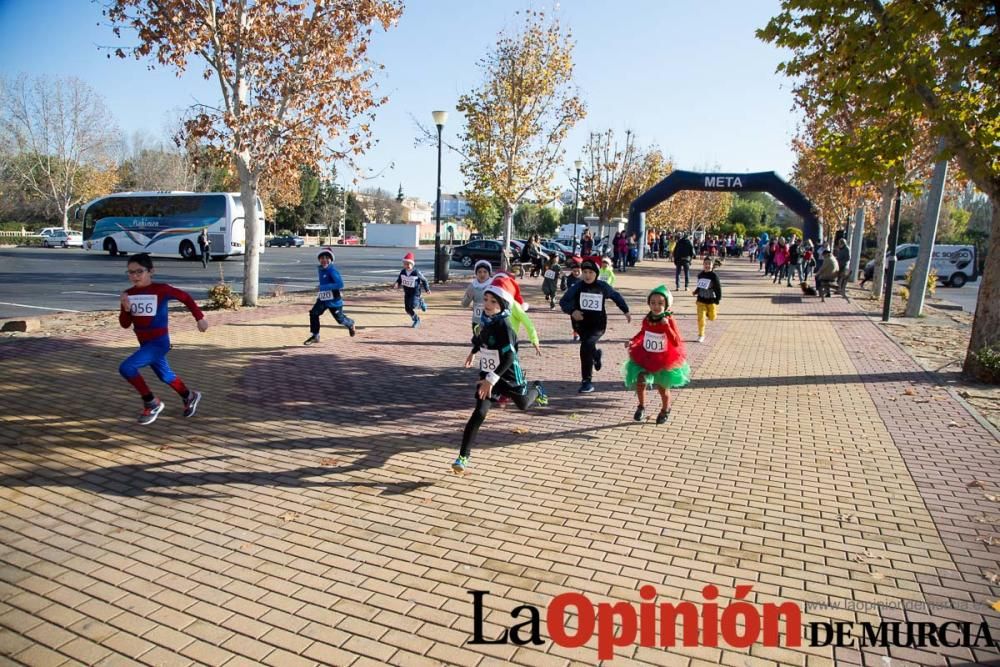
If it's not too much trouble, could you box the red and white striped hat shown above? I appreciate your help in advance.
[317,247,335,261]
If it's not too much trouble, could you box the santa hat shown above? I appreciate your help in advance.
[317,247,335,261]
[473,260,492,275]
[490,273,528,311]
[648,284,674,309]
[402,252,415,265]
[483,284,513,309]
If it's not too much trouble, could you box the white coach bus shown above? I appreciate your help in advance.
[79,191,263,259]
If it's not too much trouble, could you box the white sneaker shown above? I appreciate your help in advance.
[697,335,705,343]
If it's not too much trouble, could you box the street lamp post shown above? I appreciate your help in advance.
[573,159,583,256]
[432,110,448,283]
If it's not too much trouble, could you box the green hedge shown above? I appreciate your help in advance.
[0,235,45,246]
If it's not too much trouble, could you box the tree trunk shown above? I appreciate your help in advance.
[501,203,514,272]
[962,196,1000,382]
[236,152,262,307]
[905,147,948,318]
[871,181,895,297]
[61,203,70,231]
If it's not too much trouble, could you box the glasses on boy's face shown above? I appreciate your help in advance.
[126,269,146,276]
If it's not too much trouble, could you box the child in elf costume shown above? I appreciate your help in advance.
[622,285,690,423]
[598,257,616,287]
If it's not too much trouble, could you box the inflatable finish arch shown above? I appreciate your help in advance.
[627,170,822,256]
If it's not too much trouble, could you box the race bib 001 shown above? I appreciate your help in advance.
[401,275,417,288]
[479,349,500,372]
[317,290,334,301]
[128,294,157,316]
[544,270,556,280]
[643,331,666,353]
[580,292,604,312]
[696,278,712,290]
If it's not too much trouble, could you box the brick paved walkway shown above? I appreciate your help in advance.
[0,259,997,667]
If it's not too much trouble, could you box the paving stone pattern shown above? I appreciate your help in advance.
[0,260,997,667]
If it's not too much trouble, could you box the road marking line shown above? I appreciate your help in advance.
[65,291,119,296]
[0,302,82,313]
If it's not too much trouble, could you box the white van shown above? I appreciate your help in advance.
[891,243,978,287]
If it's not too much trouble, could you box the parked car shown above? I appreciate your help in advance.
[451,239,505,267]
[540,240,569,263]
[338,235,360,245]
[265,234,304,248]
[864,243,977,287]
[42,230,83,248]
[36,227,63,239]
[468,233,484,242]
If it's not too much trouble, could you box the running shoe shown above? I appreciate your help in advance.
[304,335,320,345]
[633,407,645,422]
[578,381,595,394]
[656,409,670,425]
[348,324,356,337]
[183,390,202,418]
[451,456,469,474]
[419,298,427,312]
[697,335,705,343]
[138,400,164,426]
[593,349,603,372]
[534,381,549,406]
[412,317,420,328]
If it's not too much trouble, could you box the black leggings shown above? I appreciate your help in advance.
[460,382,539,458]
[578,329,604,382]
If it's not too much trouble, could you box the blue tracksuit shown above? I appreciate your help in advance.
[395,268,430,320]
[309,264,354,334]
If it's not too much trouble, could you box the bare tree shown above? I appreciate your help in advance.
[0,74,121,228]
[119,130,192,192]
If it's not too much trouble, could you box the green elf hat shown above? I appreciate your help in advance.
[647,284,674,309]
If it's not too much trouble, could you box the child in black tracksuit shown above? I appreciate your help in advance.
[692,256,722,343]
[394,252,430,327]
[542,255,561,309]
[559,259,631,394]
[452,284,548,474]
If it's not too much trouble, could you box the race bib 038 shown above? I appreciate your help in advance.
[479,349,500,372]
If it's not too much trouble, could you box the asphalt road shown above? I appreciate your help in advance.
[0,246,453,319]
[934,277,981,314]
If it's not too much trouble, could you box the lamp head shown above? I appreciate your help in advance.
[432,110,448,127]
[574,159,583,171]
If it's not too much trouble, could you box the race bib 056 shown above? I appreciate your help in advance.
[128,294,157,316]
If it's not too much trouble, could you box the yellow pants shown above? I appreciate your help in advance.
[696,302,717,336]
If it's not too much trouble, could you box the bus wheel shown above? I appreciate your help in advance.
[949,273,967,288]
[180,240,196,260]
[105,239,118,257]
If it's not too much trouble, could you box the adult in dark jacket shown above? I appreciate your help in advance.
[672,234,696,290]
[560,259,631,393]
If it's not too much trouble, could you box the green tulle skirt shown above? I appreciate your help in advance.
[622,359,691,390]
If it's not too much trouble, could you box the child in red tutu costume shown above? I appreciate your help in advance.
[622,284,690,424]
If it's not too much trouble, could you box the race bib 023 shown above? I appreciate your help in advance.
[317,290,334,301]
[400,275,417,289]
[643,331,666,353]
[128,294,157,316]
[580,292,604,312]
[479,348,500,372]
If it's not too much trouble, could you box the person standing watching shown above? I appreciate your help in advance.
[672,233,695,291]
[198,228,211,268]
[835,238,852,296]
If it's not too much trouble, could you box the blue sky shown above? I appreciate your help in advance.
[0,0,799,204]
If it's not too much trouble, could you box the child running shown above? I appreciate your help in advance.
[541,255,561,309]
[394,252,430,327]
[559,259,631,394]
[490,273,541,357]
[453,283,548,474]
[692,256,723,343]
[564,259,583,341]
[461,260,493,332]
[598,256,617,286]
[622,285,690,424]
[118,253,207,425]
[304,247,356,345]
